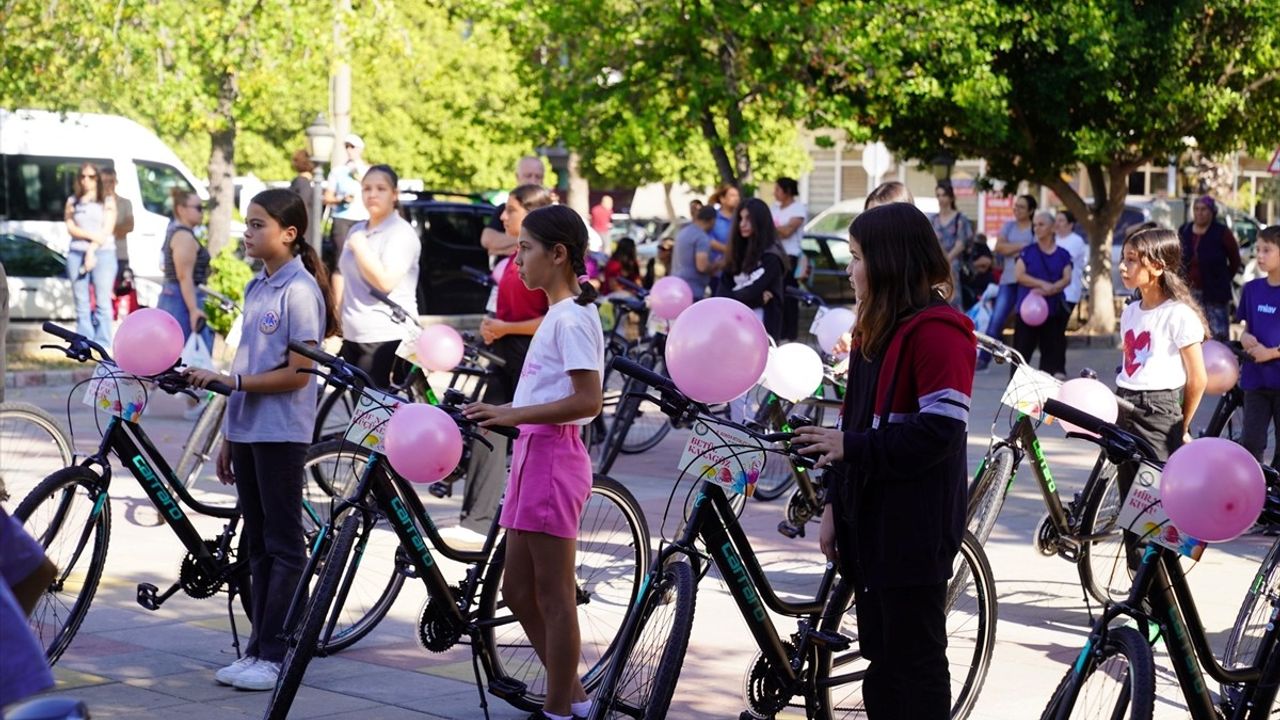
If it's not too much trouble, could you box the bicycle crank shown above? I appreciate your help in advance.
[1034,513,1061,557]
[741,642,796,718]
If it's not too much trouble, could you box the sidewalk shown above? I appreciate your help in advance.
[3,341,1269,719]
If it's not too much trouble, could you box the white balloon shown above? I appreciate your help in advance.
[762,343,825,402]
[814,308,856,355]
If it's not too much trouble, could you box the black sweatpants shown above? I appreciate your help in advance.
[1242,389,1280,466]
[782,254,801,341]
[1115,387,1185,494]
[338,339,410,391]
[856,581,951,719]
[1012,311,1069,377]
[230,441,309,663]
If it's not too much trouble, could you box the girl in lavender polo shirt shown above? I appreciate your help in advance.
[185,189,339,691]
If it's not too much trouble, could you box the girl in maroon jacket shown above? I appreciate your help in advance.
[795,202,975,719]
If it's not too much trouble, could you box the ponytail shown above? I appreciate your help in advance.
[250,187,341,338]
[294,239,341,338]
[521,204,598,306]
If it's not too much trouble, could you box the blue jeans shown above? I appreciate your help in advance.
[67,248,118,347]
[978,284,1019,366]
[156,282,214,350]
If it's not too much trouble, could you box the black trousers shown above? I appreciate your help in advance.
[1242,389,1280,466]
[230,441,309,663]
[338,339,409,391]
[1012,310,1069,377]
[781,254,801,341]
[1115,387,1185,495]
[856,581,951,719]
[460,334,532,532]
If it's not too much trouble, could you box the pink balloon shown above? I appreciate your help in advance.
[1055,378,1119,437]
[416,325,465,372]
[384,403,464,484]
[649,276,694,320]
[665,297,769,404]
[492,257,509,284]
[1161,437,1264,542]
[1020,293,1049,327]
[113,308,185,376]
[1202,339,1240,395]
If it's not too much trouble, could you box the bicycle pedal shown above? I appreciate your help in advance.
[776,521,803,539]
[137,583,161,611]
[428,484,451,499]
[486,676,528,701]
[804,628,852,652]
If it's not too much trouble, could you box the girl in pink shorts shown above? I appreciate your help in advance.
[464,204,604,720]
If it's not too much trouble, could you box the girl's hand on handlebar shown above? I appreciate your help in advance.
[184,368,232,390]
[215,441,235,485]
[792,426,845,468]
[462,401,518,428]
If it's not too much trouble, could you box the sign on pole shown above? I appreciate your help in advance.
[1268,147,1280,175]
[862,142,893,188]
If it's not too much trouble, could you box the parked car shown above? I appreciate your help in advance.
[399,191,500,316]
[804,196,941,236]
[2,231,74,320]
[800,232,856,306]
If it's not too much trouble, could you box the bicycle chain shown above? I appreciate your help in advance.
[742,641,796,717]
[416,586,466,652]
[178,540,240,599]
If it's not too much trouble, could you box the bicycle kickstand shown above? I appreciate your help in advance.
[226,587,244,660]
[469,641,493,720]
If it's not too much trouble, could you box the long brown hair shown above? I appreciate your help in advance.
[249,188,340,338]
[849,203,952,357]
[1123,224,1209,338]
[75,162,104,203]
[725,197,781,276]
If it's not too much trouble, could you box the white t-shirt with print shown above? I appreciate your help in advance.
[771,201,807,256]
[1116,299,1204,391]
[1056,232,1087,304]
[513,297,606,426]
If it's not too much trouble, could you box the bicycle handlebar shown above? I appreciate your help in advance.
[42,321,111,363]
[197,285,239,313]
[369,288,411,324]
[462,265,496,289]
[616,276,648,298]
[459,331,507,368]
[784,287,825,307]
[1043,398,1160,463]
[611,356,676,393]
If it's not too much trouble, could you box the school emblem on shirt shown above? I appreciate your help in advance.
[259,310,281,335]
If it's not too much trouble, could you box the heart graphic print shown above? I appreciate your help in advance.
[1123,329,1152,377]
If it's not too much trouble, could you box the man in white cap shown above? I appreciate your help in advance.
[325,133,371,261]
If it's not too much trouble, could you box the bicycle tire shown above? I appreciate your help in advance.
[598,374,643,475]
[0,401,74,506]
[174,393,231,505]
[313,385,358,445]
[266,506,361,720]
[1076,467,1133,606]
[480,475,650,710]
[592,559,696,720]
[1200,388,1245,442]
[14,467,111,665]
[302,441,406,652]
[817,532,997,719]
[1039,626,1154,720]
[619,354,672,455]
[750,394,798,503]
[966,446,1016,547]
[1223,536,1280,703]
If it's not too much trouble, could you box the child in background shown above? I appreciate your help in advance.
[603,237,642,295]
[1236,225,1280,465]
[186,188,339,691]
[1114,223,1207,483]
[464,205,604,720]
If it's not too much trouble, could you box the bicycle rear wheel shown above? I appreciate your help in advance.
[480,476,650,710]
[1039,627,1154,720]
[619,354,672,454]
[14,467,111,665]
[592,559,695,720]
[313,385,358,444]
[0,402,74,508]
[1077,467,1133,606]
[816,532,997,719]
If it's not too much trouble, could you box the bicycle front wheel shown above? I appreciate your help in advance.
[1223,536,1280,703]
[481,475,650,710]
[816,533,997,719]
[0,402,74,507]
[592,559,696,720]
[966,446,1016,546]
[313,385,358,445]
[173,393,236,508]
[1040,626,1154,720]
[14,467,111,665]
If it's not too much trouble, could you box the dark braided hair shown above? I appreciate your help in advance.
[521,205,599,306]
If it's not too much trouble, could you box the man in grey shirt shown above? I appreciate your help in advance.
[671,206,720,300]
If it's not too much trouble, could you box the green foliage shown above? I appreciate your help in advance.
[204,242,254,336]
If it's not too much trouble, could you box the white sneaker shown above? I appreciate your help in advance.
[437,524,487,550]
[215,656,258,686]
[232,659,280,691]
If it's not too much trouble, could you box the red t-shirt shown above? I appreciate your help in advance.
[496,251,548,322]
[590,204,612,234]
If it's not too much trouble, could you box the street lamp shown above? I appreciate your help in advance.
[930,150,956,182]
[303,114,334,254]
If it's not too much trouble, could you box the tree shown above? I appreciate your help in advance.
[809,0,1280,332]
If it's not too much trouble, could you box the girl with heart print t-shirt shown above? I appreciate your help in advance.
[1114,225,1208,486]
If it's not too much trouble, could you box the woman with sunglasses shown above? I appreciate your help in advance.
[157,188,214,353]
[63,162,118,345]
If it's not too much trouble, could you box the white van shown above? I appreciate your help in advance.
[0,109,209,305]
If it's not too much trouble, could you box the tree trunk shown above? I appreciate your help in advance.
[566,151,589,217]
[206,70,238,256]
[699,109,736,184]
[662,181,677,220]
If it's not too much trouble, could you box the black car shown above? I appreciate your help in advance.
[397,191,499,316]
[800,232,855,306]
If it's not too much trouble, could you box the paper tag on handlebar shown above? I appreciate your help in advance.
[678,421,763,498]
[344,388,405,456]
[224,314,244,350]
[82,363,148,422]
[1114,462,1206,560]
[394,323,422,365]
[808,306,829,336]
[1000,364,1062,422]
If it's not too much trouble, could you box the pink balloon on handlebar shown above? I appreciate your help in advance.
[1161,437,1264,543]
[416,324,465,372]
[1201,339,1240,395]
[1019,293,1049,327]
[113,308,185,376]
[1054,378,1118,437]
[648,276,694,320]
[384,403,463,484]
[665,297,769,404]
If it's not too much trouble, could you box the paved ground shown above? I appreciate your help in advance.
[1,341,1273,719]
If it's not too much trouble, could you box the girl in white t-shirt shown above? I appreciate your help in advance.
[1115,225,1208,472]
[463,205,604,720]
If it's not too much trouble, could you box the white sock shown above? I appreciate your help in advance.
[543,712,572,720]
[570,699,592,717]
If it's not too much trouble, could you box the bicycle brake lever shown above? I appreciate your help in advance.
[464,429,495,452]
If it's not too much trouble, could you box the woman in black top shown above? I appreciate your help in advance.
[718,197,787,341]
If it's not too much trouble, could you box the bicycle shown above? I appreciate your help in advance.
[588,357,997,720]
[0,400,74,508]
[967,331,1142,606]
[1039,397,1280,720]
[264,341,651,719]
[594,276,672,459]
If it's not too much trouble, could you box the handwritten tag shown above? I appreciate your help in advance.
[677,421,763,498]
[81,363,148,422]
[1114,461,1207,561]
[343,388,405,455]
[394,323,423,364]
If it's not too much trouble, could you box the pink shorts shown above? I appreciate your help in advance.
[500,424,592,539]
